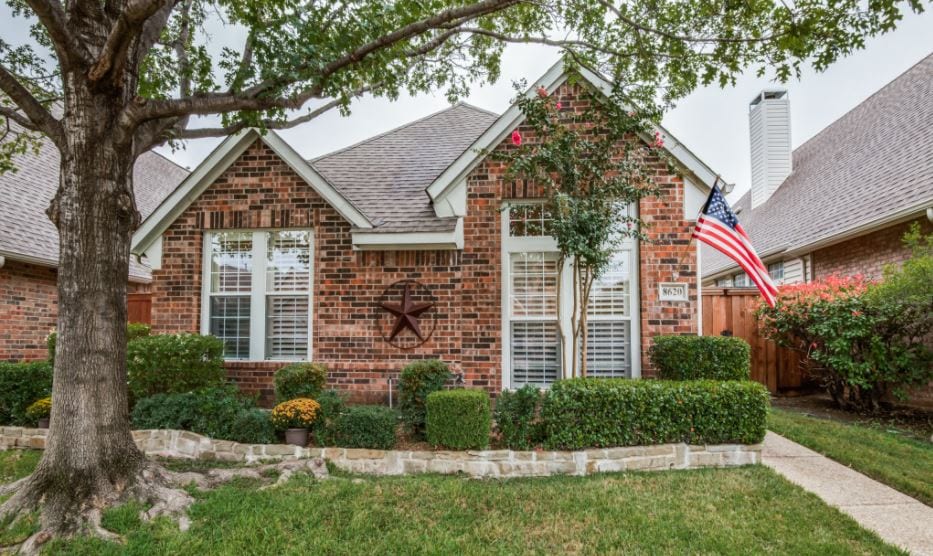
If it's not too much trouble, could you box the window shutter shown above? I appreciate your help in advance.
[511,321,560,387]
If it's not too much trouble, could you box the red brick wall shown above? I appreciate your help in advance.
[149,81,698,402]
[812,218,932,280]
[0,260,58,361]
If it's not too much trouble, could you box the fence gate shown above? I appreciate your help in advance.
[127,293,152,325]
[701,288,807,394]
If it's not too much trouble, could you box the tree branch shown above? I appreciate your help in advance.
[0,106,40,131]
[88,0,175,86]
[25,0,92,67]
[0,63,62,145]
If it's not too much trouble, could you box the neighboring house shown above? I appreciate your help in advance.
[0,133,188,361]
[132,61,720,403]
[703,54,933,288]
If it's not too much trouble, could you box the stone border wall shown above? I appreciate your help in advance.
[1,427,761,478]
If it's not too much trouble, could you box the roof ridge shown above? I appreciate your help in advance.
[790,52,932,159]
[309,103,497,163]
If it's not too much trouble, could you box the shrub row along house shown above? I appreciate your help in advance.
[3,62,722,403]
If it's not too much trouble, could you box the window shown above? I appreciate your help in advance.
[203,230,312,360]
[733,273,750,287]
[768,261,784,282]
[502,203,638,388]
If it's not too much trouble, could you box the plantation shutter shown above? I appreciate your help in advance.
[207,232,253,359]
[509,252,561,387]
[585,249,633,378]
[265,231,312,360]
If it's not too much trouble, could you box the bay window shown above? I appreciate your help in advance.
[202,230,312,360]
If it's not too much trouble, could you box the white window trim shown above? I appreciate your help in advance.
[200,229,314,362]
[500,203,640,389]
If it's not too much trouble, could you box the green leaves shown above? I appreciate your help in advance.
[425,389,492,450]
[650,335,751,381]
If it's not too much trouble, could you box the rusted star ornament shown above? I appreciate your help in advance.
[380,283,434,341]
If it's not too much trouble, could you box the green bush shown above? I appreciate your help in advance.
[650,336,750,381]
[494,386,544,449]
[541,379,769,450]
[330,405,397,449]
[47,323,150,363]
[274,363,327,403]
[131,386,274,444]
[398,359,451,436]
[311,389,346,445]
[126,334,225,399]
[426,389,491,450]
[0,361,53,425]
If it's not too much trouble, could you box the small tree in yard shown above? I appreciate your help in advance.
[495,81,673,377]
[758,224,933,412]
[0,0,922,549]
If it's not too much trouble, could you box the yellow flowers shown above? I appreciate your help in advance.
[26,397,52,420]
[271,398,321,430]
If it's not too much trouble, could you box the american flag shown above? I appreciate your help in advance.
[694,183,777,307]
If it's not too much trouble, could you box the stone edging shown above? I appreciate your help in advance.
[1,427,761,478]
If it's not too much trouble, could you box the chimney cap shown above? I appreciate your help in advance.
[750,89,788,107]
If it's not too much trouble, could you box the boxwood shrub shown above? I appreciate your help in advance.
[541,378,769,450]
[650,335,751,381]
[494,385,544,449]
[330,405,397,449]
[0,361,53,425]
[126,334,225,399]
[274,363,328,403]
[426,389,491,450]
[131,386,274,444]
[398,359,451,436]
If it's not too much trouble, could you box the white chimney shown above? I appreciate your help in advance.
[748,90,792,209]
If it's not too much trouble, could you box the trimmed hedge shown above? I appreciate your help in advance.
[0,361,53,425]
[398,359,451,436]
[494,385,544,450]
[274,363,327,403]
[330,405,398,449]
[426,389,491,450]
[311,390,346,446]
[541,379,769,450]
[131,386,274,444]
[126,334,225,399]
[650,336,751,381]
[47,323,150,364]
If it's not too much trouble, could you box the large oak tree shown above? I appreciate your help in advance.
[0,0,924,550]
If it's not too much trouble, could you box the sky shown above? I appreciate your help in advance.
[2,5,931,201]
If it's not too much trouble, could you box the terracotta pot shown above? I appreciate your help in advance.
[37,417,50,429]
[285,427,308,447]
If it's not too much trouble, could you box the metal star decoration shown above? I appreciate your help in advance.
[380,283,434,341]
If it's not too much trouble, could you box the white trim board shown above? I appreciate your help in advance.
[132,129,373,256]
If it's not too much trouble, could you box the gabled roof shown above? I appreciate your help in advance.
[426,59,721,204]
[0,131,188,280]
[310,103,498,233]
[703,54,933,277]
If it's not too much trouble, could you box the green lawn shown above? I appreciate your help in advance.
[0,450,899,555]
[769,408,933,506]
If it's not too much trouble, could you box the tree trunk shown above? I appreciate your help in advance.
[3,74,144,537]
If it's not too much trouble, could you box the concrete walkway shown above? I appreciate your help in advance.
[762,432,933,555]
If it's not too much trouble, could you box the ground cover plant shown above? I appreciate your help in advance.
[769,408,933,506]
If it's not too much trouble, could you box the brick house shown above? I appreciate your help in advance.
[0,132,188,361]
[132,61,721,403]
[702,54,933,288]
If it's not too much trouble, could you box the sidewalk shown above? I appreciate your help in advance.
[762,431,933,555]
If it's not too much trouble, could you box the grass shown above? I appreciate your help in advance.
[0,450,900,555]
[769,408,933,506]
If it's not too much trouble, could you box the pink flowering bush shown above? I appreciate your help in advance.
[759,250,932,412]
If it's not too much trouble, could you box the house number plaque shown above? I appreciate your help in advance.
[659,282,689,302]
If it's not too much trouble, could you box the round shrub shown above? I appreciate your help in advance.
[426,389,491,450]
[330,405,397,449]
[311,389,346,445]
[270,398,321,430]
[131,386,271,444]
[26,397,52,421]
[398,359,451,436]
[0,361,53,426]
[274,363,328,403]
[650,335,750,381]
[127,334,225,399]
[494,386,544,449]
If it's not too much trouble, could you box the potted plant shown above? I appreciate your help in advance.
[271,398,321,447]
[27,397,52,428]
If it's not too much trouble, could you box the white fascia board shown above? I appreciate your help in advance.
[132,129,372,256]
[352,219,463,251]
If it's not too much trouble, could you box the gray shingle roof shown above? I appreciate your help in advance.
[309,102,498,232]
[0,133,188,280]
[703,53,933,276]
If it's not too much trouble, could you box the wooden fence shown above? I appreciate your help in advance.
[701,288,809,394]
[127,293,152,325]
